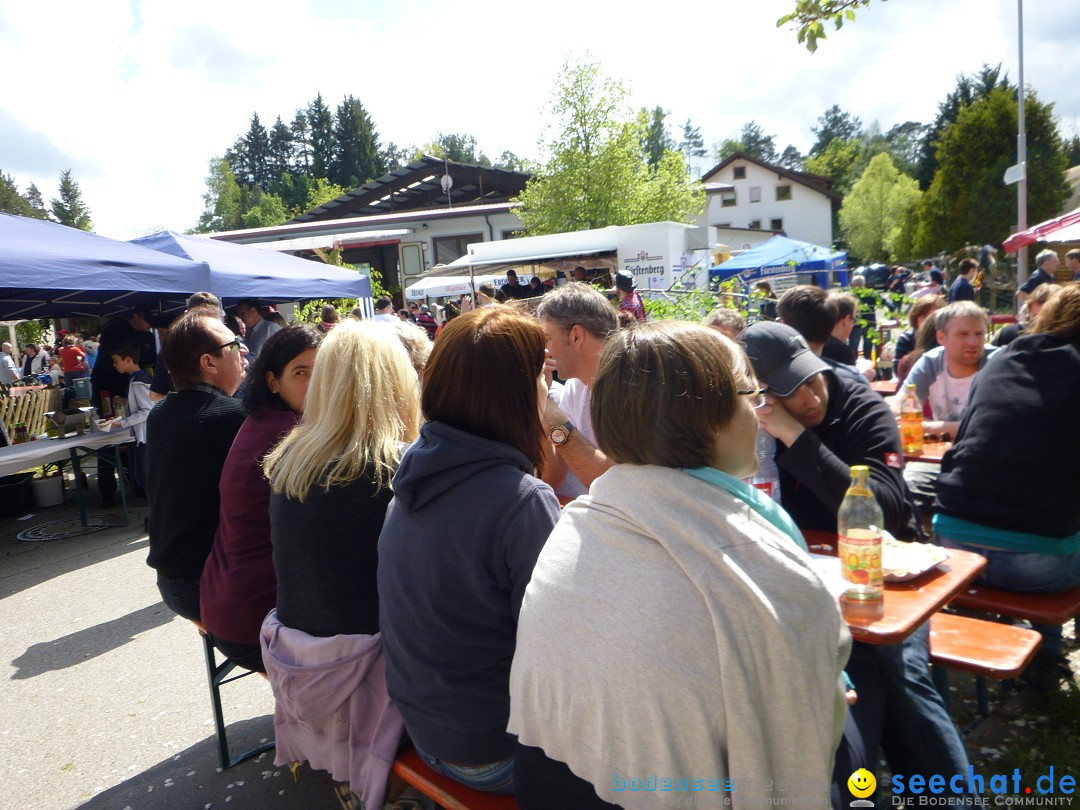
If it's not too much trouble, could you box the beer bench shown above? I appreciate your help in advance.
[392,746,519,810]
[928,612,1042,725]
[192,621,274,770]
[950,584,1080,627]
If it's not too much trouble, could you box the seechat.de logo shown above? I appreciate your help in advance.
[850,769,877,807]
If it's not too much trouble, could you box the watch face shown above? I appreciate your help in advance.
[550,426,569,445]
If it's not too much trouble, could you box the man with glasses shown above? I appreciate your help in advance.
[741,321,969,790]
[145,311,248,622]
[233,297,281,360]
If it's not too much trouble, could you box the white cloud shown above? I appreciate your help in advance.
[0,0,1074,239]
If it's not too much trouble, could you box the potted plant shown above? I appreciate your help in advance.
[31,464,64,508]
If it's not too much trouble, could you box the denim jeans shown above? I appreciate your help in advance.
[938,535,1080,656]
[416,746,515,795]
[845,625,970,786]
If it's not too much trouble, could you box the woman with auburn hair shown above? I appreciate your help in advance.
[258,319,420,810]
[378,307,561,796]
[509,321,850,810]
[935,283,1080,692]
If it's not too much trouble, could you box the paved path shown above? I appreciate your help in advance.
[0,493,341,809]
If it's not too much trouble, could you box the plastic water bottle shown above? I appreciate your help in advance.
[748,429,782,504]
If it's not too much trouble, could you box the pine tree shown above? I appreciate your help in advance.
[49,169,93,230]
[289,111,312,174]
[240,113,271,189]
[332,96,383,188]
[307,94,335,180]
[267,116,294,187]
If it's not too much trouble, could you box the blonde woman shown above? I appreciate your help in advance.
[263,318,419,636]
[259,319,420,810]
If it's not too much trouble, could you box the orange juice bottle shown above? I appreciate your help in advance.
[837,466,883,601]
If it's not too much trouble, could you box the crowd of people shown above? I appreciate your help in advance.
[7,249,1075,808]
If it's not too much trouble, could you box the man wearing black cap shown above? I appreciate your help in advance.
[741,321,969,784]
[614,270,646,322]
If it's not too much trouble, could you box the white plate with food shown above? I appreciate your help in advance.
[883,538,950,582]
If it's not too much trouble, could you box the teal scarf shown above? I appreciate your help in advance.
[683,466,807,552]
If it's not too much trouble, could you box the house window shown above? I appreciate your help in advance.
[776,184,792,201]
[721,189,736,207]
[749,186,761,203]
[733,166,746,180]
[433,233,483,265]
[748,220,762,230]
[770,218,784,231]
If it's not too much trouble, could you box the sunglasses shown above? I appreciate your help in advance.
[215,336,244,353]
[737,387,768,409]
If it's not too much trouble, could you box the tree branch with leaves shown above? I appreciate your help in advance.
[777,0,884,52]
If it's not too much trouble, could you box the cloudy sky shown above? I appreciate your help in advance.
[1,0,1076,240]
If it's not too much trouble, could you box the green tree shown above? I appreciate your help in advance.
[803,136,864,195]
[777,0,880,52]
[515,60,702,236]
[714,121,779,164]
[236,112,270,188]
[810,105,862,156]
[267,116,295,186]
[915,64,1011,189]
[1066,134,1080,167]
[49,169,92,230]
[839,153,921,262]
[884,121,928,177]
[307,93,335,180]
[380,141,410,172]
[240,190,288,228]
[0,172,48,219]
[193,158,243,233]
[641,106,674,168]
[422,132,491,166]
[494,150,526,172]
[332,96,383,187]
[305,177,346,211]
[289,111,312,174]
[679,119,707,162]
[914,86,1069,256]
[778,145,805,171]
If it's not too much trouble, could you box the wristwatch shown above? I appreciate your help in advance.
[549,420,574,446]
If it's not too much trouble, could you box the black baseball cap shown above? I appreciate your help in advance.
[741,321,829,398]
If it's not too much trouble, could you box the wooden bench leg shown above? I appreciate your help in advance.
[200,631,275,770]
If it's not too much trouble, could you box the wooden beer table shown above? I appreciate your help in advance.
[902,440,951,464]
[870,379,898,397]
[803,530,986,644]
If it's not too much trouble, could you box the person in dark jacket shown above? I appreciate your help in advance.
[935,285,1080,691]
[378,307,561,796]
[198,325,321,672]
[742,321,969,791]
[93,305,157,506]
[145,311,247,621]
[946,258,978,303]
[264,320,420,641]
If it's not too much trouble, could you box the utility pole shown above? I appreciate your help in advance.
[1015,0,1028,304]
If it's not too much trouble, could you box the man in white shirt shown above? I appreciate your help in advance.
[373,296,398,323]
[0,342,18,385]
[891,301,995,510]
[893,301,995,438]
[536,284,619,497]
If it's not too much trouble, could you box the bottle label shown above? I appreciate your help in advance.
[752,481,776,499]
[838,529,883,596]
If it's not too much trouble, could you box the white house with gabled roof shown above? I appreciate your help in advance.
[700,152,840,249]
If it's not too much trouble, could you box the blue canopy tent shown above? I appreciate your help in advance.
[130,231,373,313]
[710,235,848,289]
[0,213,212,320]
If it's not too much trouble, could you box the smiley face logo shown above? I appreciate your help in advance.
[848,769,876,798]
